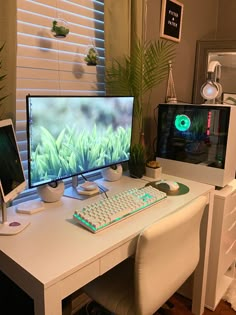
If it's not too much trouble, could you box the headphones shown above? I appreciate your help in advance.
[200,61,222,102]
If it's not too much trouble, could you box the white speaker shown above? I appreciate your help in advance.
[101,164,123,181]
[37,181,65,203]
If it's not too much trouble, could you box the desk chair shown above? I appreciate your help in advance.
[83,195,207,315]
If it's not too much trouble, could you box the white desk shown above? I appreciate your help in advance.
[0,174,214,315]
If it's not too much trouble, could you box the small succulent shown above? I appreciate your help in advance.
[84,47,99,65]
[51,20,69,38]
[146,160,160,169]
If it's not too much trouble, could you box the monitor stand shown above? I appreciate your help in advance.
[0,200,30,235]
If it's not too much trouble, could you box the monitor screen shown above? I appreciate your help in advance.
[0,119,26,203]
[156,103,230,168]
[26,95,134,188]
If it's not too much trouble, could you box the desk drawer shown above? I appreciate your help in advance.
[60,260,100,298]
[100,238,137,274]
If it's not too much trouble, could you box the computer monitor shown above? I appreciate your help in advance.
[156,103,236,187]
[26,95,134,196]
[0,119,29,235]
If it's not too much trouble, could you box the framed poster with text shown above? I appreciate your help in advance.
[160,0,184,43]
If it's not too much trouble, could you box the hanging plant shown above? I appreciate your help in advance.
[51,19,69,38]
[84,46,99,66]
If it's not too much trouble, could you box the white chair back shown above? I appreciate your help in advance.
[134,196,207,315]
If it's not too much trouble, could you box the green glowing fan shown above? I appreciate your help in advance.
[175,114,191,131]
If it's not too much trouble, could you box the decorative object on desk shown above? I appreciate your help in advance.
[16,200,45,214]
[105,38,176,145]
[166,61,177,103]
[145,160,162,180]
[37,181,64,203]
[101,164,123,182]
[128,143,146,178]
[76,183,100,196]
[160,0,184,43]
[222,92,236,105]
[51,19,69,38]
[84,45,99,66]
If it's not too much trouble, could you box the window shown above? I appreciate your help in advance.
[16,0,105,200]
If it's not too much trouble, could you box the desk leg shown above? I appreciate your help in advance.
[34,285,62,315]
[192,191,214,315]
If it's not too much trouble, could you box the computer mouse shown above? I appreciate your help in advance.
[156,180,179,193]
[165,181,180,191]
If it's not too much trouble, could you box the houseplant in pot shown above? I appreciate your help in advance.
[128,143,146,178]
[84,46,99,66]
[105,38,176,176]
[51,20,69,38]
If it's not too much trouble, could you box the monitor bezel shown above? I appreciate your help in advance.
[26,95,134,189]
[0,119,26,203]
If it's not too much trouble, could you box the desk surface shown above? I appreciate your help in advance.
[0,174,214,315]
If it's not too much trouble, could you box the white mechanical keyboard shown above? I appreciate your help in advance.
[73,185,167,233]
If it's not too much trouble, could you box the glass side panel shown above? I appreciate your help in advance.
[156,104,230,169]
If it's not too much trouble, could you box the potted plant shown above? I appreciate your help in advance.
[128,143,146,178]
[51,20,69,38]
[84,47,99,66]
[105,39,176,147]
[145,160,162,179]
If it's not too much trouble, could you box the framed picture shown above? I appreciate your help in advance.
[222,92,236,105]
[160,0,184,43]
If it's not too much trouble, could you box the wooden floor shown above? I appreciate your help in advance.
[157,293,235,315]
[75,293,235,315]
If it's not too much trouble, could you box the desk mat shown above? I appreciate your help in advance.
[145,181,189,196]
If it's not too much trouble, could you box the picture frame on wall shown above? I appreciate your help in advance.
[222,92,236,105]
[160,0,184,43]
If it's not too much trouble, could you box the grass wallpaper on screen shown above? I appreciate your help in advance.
[28,96,134,187]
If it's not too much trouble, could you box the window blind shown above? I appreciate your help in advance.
[16,0,105,199]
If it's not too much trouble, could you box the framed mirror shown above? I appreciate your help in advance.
[192,40,236,104]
